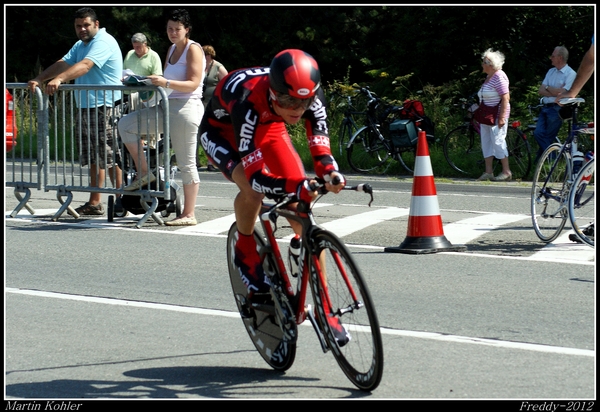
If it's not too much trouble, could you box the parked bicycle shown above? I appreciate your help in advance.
[530,97,594,243]
[329,88,367,156]
[226,178,384,391]
[345,86,435,175]
[442,94,532,180]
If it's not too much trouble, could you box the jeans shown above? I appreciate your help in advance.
[533,104,563,161]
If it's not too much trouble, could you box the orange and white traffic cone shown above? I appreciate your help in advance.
[385,131,466,254]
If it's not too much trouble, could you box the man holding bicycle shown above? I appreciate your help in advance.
[533,46,576,162]
[198,50,345,298]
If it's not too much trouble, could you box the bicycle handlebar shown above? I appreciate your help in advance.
[264,177,375,213]
[310,176,374,207]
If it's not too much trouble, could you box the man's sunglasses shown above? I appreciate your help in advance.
[273,91,315,110]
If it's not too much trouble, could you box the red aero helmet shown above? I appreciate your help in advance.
[269,49,321,99]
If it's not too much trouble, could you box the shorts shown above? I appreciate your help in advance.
[198,116,241,181]
[198,115,305,182]
[76,106,121,169]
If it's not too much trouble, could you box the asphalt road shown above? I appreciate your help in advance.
[4,171,595,402]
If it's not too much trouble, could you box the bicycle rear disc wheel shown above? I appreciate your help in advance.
[505,126,532,180]
[226,223,297,371]
[308,230,384,391]
[530,144,570,242]
[568,158,594,247]
[443,124,482,177]
[347,127,390,173]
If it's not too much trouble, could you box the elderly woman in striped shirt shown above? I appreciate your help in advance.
[476,48,512,182]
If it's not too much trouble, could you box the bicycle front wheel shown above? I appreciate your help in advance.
[347,126,390,173]
[505,126,532,180]
[226,223,297,371]
[308,230,384,391]
[568,158,594,247]
[530,144,571,242]
[443,124,482,177]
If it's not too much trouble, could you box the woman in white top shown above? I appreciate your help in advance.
[119,9,205,226]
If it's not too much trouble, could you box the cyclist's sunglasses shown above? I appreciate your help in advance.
[273,91,315,110]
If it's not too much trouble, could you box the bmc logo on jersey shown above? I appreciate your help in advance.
[296,88,310,96]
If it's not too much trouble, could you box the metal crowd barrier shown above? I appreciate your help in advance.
[5,83,177,228]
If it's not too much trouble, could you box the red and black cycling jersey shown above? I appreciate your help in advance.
[203,66,338,199]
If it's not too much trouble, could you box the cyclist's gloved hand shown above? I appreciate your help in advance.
[296,179,318,203]
[324,171,346,194]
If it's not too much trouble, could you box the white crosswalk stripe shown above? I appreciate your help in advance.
[526,232,595,263]
[6,206,594,262]
[293,206,409,240]
[443,213,530,245]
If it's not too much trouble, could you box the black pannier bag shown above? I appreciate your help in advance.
[389,118,418,148]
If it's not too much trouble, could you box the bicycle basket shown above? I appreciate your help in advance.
[390,118,418,148]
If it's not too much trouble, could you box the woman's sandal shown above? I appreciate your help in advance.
[165,216,197,226]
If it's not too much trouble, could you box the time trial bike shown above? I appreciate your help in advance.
[226,179,384,391]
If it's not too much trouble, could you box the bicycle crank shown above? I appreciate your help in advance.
[306,304,330,353]
[271,286,298,343]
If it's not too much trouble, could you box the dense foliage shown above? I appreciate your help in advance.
[5,5,595,177]
[6,6,594,89]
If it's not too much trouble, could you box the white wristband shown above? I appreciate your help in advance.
[166,80,171,88]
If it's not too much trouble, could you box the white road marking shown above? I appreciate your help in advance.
[6,287,593,358]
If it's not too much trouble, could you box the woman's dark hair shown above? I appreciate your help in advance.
[168,9,192,37]
[75,7,97,22]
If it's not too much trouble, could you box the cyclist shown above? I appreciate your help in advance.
[198,49,348,343]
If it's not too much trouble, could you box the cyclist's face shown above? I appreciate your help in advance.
[271,92,313,124]
[273,102,306,124]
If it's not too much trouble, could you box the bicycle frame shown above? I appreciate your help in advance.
[257,184,373,326]
[530,98,591,243]
[332,90,366,156]
[256,199,316,325]
[538,99,585,198]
